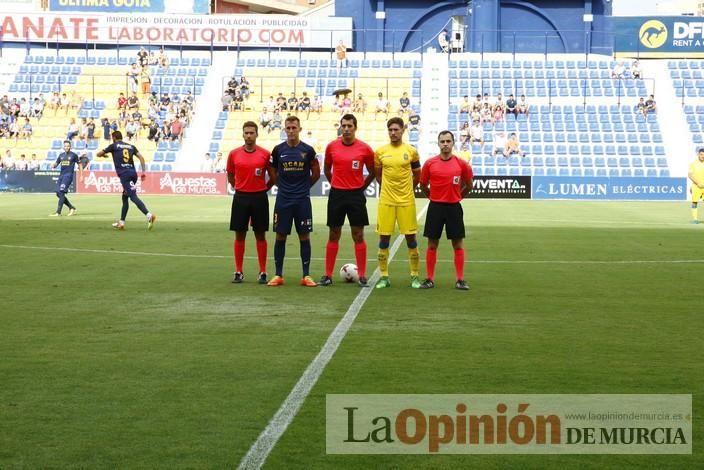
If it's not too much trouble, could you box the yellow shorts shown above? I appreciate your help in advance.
[376,203,417,235]
[692,186,704,203]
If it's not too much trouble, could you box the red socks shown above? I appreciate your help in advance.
[354,241,367,278]
[454,248,465,280]
[234,239,245,272]
[256,240,267,273]
[426,247,437,281]
[325,241,339,277]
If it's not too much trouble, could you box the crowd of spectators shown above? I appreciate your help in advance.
[0,150,42,170]
[458,92,529,154]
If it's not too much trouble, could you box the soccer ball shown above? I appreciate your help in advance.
[339,263,359,283]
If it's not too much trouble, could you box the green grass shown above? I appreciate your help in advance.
[0,194,701,469]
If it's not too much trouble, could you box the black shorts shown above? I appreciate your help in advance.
[326,187,369,227]
[423,201,465,240]
[273,196,312,235]
[230,191,269,232]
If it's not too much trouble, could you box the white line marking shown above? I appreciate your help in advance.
[1,244,702,265]
[236,202,429,470]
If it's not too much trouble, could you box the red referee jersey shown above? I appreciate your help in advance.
[419,155,473,203]
[226,145,271,192]
[324,138,374,190]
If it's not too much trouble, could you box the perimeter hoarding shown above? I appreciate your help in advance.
[613,16,704,58]
[49,0,209,14]
[0,12,353,48]
[532,177,686,200]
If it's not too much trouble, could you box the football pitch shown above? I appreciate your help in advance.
[0,193,701,469]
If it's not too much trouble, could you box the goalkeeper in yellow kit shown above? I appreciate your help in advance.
[688,147,704,224]
[374,117,422,288]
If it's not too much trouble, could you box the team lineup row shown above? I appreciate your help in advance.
[227,114,474,290]
[48,115,474,289]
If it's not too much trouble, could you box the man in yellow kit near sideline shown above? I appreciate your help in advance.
[374,117,422,288]
[688,147,704,224]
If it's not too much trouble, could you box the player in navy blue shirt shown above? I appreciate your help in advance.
[267,116,320,286]
[49,140,81,217]
[96,130,156,230]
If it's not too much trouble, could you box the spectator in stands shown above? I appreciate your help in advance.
[127,63,140,94]
[140,66,151,96]
[15,154,28,171]
[86,117,96,141]
[8,119,19,141]
[353,93,366,114]
[340,94,352,114]
[459,122,470,148]
[631,60,642,79]
[505,94,517,118]
[493,93,505,122]
[127,92,140,113]
[287,92,298,111]
[19,98,30,117]
[78,117,89,142]
[201,152,215,172]
[503,133,525,158]
[270,109,283,134]
[408,111,421,131]
[517,94,529,116]
[492,131,506,157]
[170,116,184,142]
[160,92,171,111]
[69,91,83,113]
[398,92,411,116]
[259,107,273,132]
[8,98,19,119]
[3,150,14,169]
[58,93,70,115]
[28,153,40,171]
[148,91,159,108]
[66,118,79,141]
[297,91,311,119]
[239,76,250,99]
[611,61,625,79]
[311,94,323,114]
[335,39,348,68]
[375,92,389,118]
[183,90,195,110]
[459,95,471,114]
[469,119,484,149]
[264,95,276,112]
[0,118,8,139]
[636,97,647,116]
[0,94,9,115]
[214,151,225,173]
[480,102,492,123]
[147,119,162,143]
[275,92,287,112]
[471,94,483,114]
[49,92,61,114]
[148,50,158,66]
[117,92,127,114]
[438,29,449,53]
[18,118,32,141]
[232,89,244,111]
[137,47,149,68]
[78,152,90,180]
[158,47,169,69]
[645,94,657,115]
[221,91,233,112]
[32,97,44,119]
[125,118,140,142]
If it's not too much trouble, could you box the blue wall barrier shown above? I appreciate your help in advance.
[532,177,686,200]
[0,170,74,193]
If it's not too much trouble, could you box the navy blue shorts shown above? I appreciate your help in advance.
[55,175,73,193]
[119,172,139,197]
[273,196,312,235]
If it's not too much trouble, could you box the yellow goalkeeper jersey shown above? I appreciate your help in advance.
[374,143,420,206]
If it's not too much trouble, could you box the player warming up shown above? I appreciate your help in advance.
[268,116,321,286]
[418,130,473,290]
[318,114,376,287]
[96,130,156,230]
[374,117,422,289]
[49,140,82,217]
[688,147,704,224]
[227,122,274,284]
